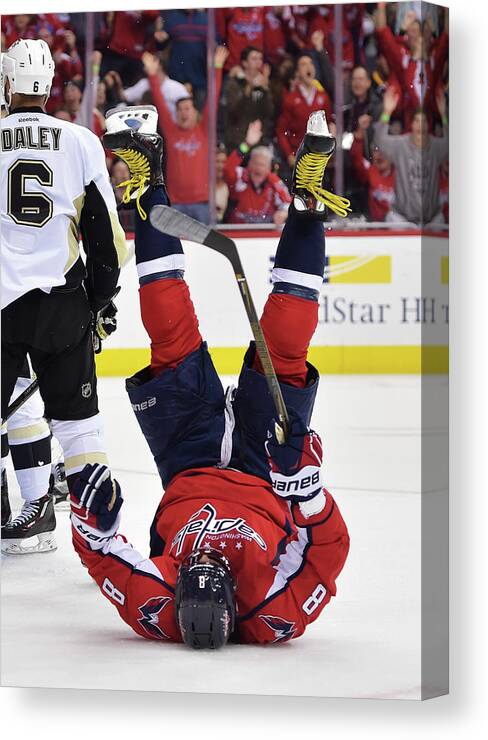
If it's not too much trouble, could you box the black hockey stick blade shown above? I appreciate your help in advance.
[3,378,39,423]
[149,205,290,440]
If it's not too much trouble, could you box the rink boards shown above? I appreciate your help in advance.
[96,231,449,376]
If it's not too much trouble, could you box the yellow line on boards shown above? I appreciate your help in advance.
[95,346,448,376]
[328,256,392,283]
[441,256,449,284]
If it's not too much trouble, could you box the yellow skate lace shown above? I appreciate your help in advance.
[295,151,352,218]
[114,147,151,220]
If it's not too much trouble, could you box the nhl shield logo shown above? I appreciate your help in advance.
[81,382,92,398]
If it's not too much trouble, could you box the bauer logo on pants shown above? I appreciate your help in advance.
[81,383,92,398]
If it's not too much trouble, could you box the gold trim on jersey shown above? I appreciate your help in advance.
[64,192,85,275]
[110,211,130,267]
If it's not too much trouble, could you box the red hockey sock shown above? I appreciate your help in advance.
[253,294,318,388]
[139,279,202,375]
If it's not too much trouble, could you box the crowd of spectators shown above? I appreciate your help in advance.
[1,3,449,230]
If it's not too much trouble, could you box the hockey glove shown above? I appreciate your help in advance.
[265,416,324,508]
[92,299,118,354]
[70,463,123,535]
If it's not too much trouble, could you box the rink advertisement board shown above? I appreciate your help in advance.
[96,232,449,376]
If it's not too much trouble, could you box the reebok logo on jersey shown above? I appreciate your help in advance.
[170,503,267,557]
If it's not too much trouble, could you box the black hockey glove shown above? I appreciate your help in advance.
[91,287,121,354]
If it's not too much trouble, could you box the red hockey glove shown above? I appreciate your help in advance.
[70,463,123,544]
[265,416,324,506]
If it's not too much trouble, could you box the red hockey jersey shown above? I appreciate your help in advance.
[106,11,159,60]
[277,85,332,159]
[224,149,291,224]
[148,68,222,204]
[71,467,349,644]
[375,25,448,130]
[216,9,265,71]
[350,138,396,222]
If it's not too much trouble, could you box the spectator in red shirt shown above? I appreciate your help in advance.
[57,73,104,139]
[224,121,291,226]
[286,5,315,51]
[101,10,160,85]
[308,5,356,71]
[349,137,395,222]
[277,53,332,170]
[215,146,230,223]
[143,46,228,224]
[216,8,265,71]
[61,81,83,121]
[37,25,83,114]
[375,2,448,130]
[1,15,37,48]
[263,7,290,66]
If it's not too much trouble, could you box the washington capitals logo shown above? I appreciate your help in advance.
[137,596,172,640]
[259,615,296,643]
[170,503,267,556]
[233,21,263,40]
[174,135,201,156]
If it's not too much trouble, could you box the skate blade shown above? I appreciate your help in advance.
[1,531,57,555]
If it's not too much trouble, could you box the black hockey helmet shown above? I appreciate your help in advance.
[175,547,236,649]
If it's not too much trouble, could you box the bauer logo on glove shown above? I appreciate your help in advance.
[265,414,324,505]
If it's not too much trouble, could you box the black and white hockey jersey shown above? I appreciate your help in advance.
[0,106,128,310]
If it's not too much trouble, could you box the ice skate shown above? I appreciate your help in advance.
[103,105,164,219]
[1,493,57,554]
[292,110,351,219]
[50,462,70,510]
[1,469,11,527]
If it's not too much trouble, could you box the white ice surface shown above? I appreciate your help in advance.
[0,375,448,699]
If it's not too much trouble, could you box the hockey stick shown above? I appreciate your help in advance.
[4,378,40,423]
[149,204,290,442]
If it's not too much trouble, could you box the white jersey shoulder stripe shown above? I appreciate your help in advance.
[264,526,311,600]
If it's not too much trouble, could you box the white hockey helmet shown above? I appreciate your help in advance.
[2,39,55,112]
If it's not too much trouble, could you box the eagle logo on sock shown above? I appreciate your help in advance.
[259,614,296,643]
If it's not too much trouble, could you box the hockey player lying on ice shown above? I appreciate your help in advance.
[70,107,350,649]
